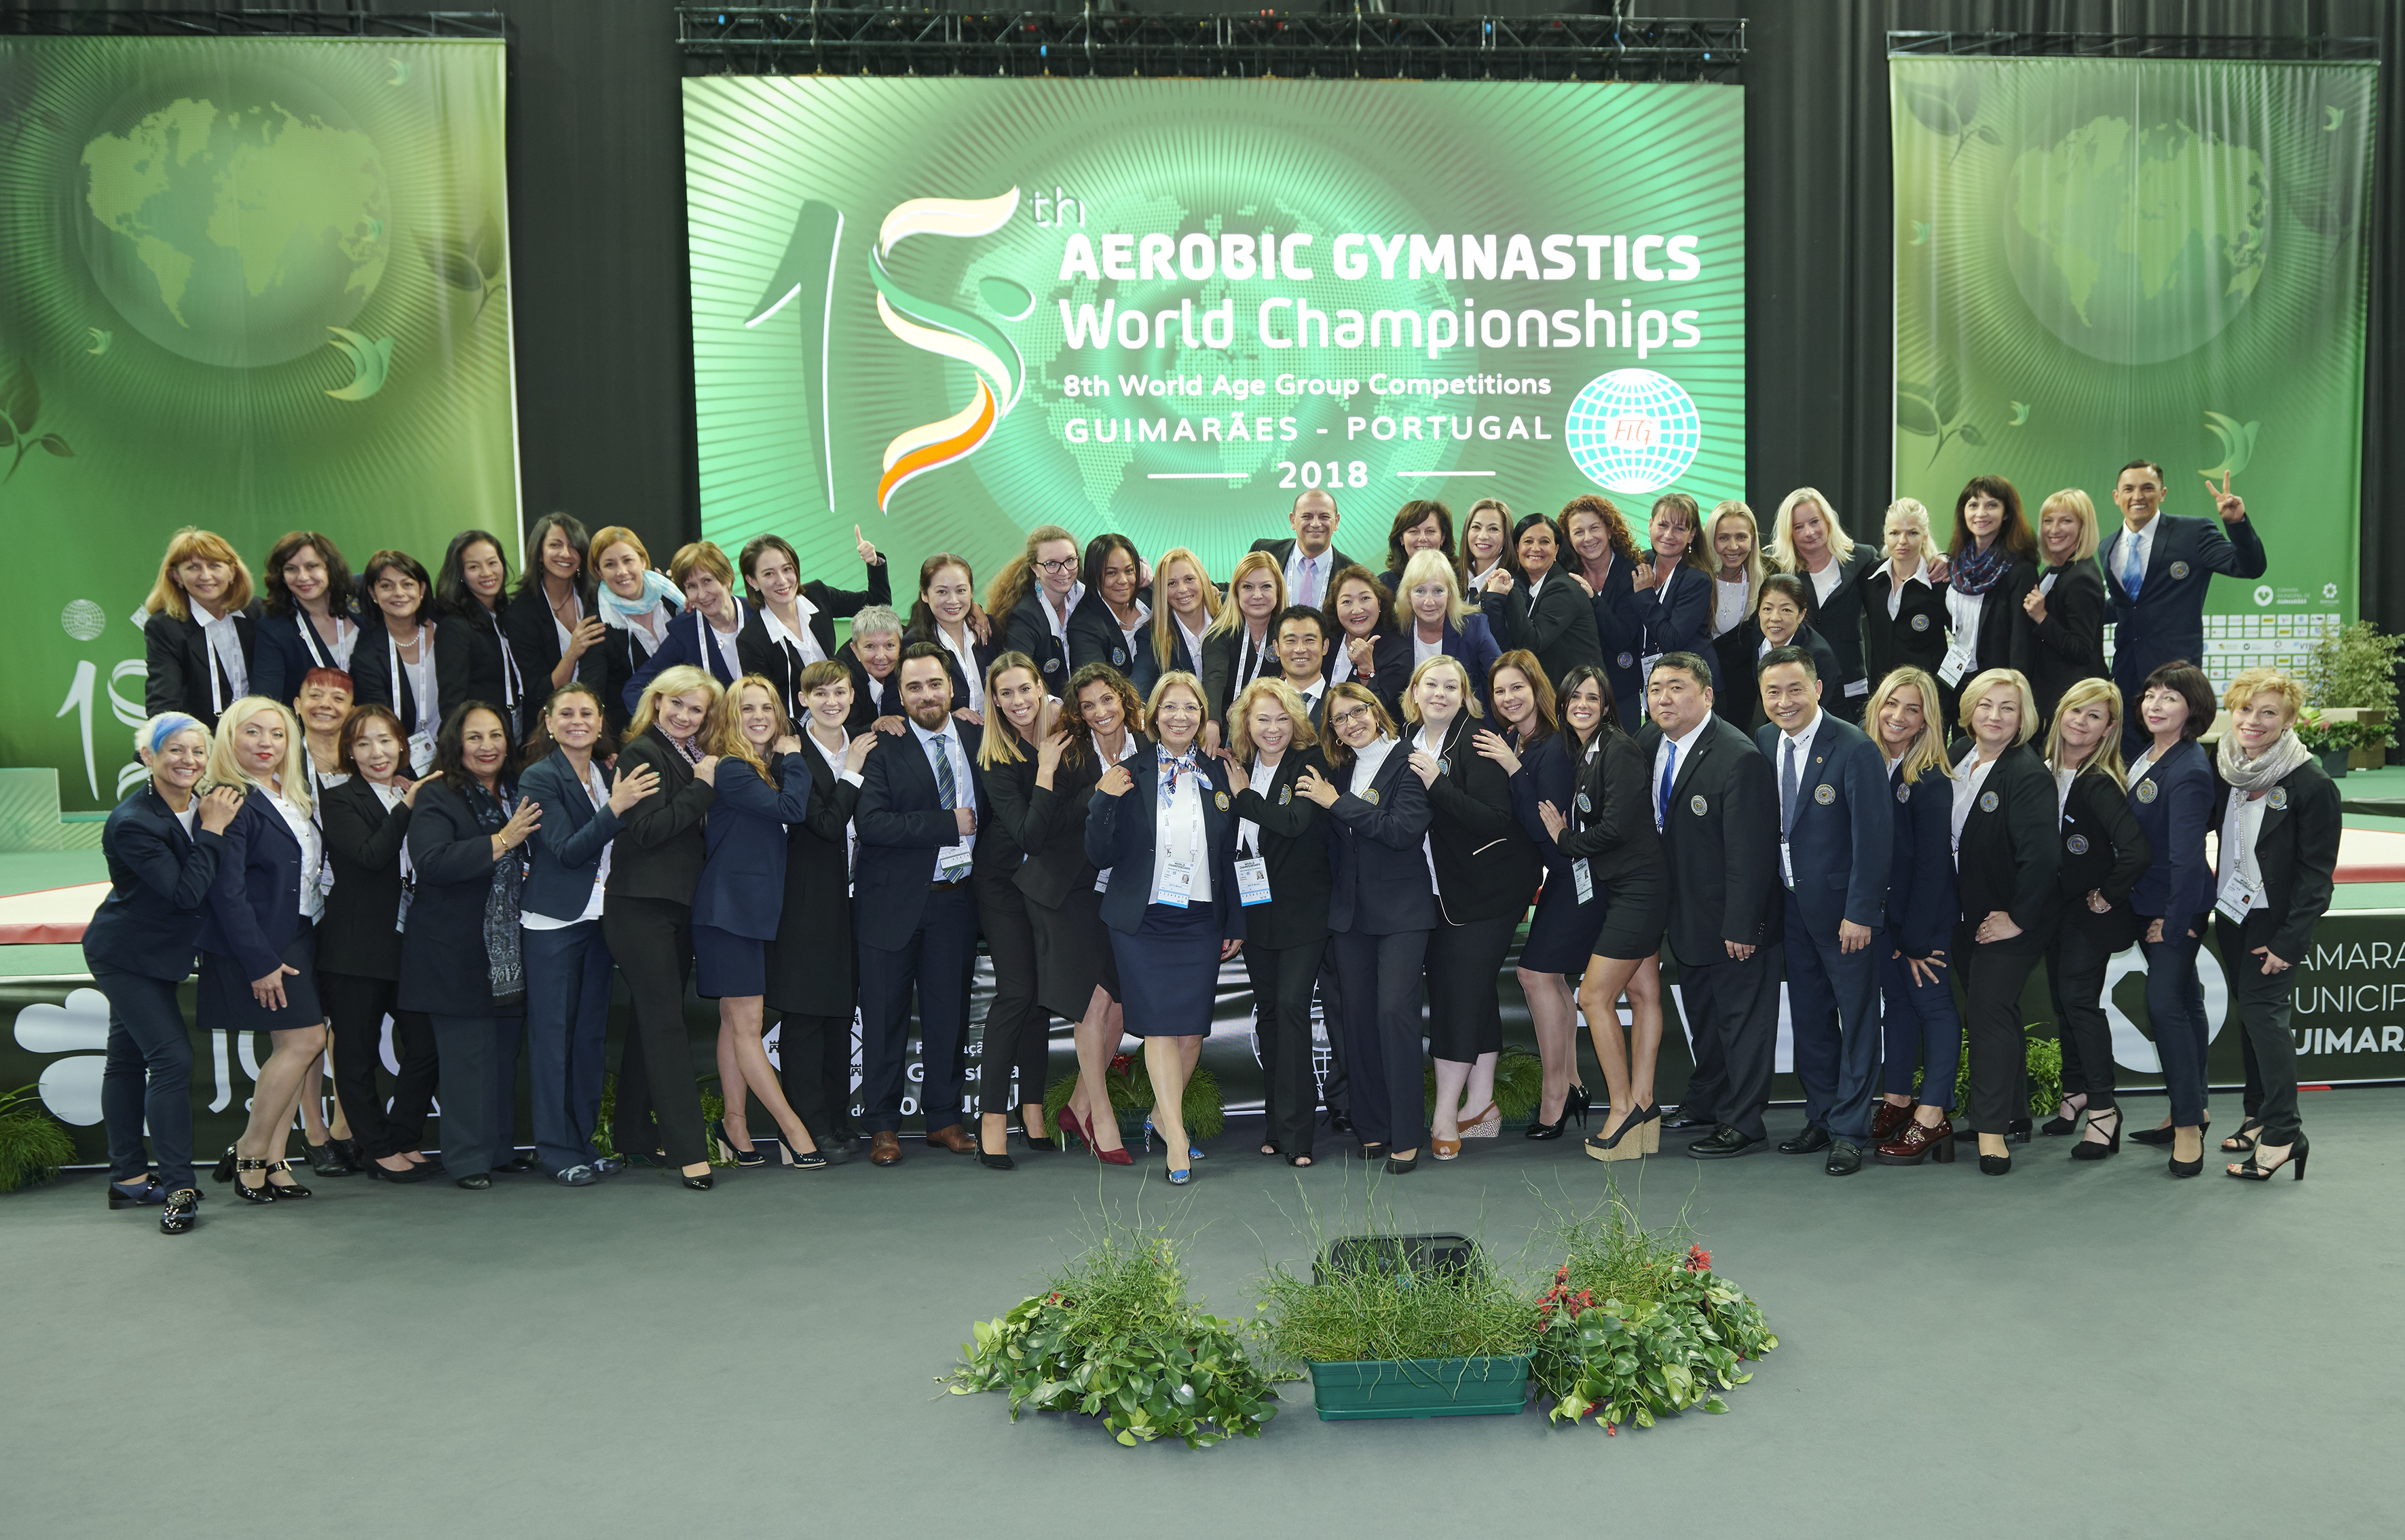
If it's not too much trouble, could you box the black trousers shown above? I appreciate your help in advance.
[1246,938,1324,1158]
[319,971,439,1159]
[857,884,980,1133]
[2217,915,2303,1144]
[96,972,195,1191]
[1960,931,2041,1135]
[430,1013,522,1178]
[1330,927,1430,1152]
[975,884,1052,1114]
[603,895,709,1169]
[1677,943,1781,1143]
[1783,901,1883,1144]
[777,1013,856,1147]
[1313,945,1349,1116]
[2046,926,2119,1110]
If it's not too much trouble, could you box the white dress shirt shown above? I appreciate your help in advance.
[762,601,825,671]
[1873,560,1933,619]
[1951,747,2001,856]
[1042,580,1086,659]
[1712,576,1750,637]
[703,610,745,681]
[1150,753,1213,905]
[931,622,983,714]
[267,789,324,921]
[1237,750,1282,855]
[911,719,975,878]
[189,599,250,711]
[2220,781,2269,894]
[1805,559,1842,607]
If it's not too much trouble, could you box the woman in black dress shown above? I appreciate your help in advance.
[1022,663,1146,1163]
[2040,677,2149,1162]
[766,659,873,1159]
[968,653,1058,1168]
[1406,655,1542,1159]
[1538,667,1668,1160]
[1472,650,1590,1135]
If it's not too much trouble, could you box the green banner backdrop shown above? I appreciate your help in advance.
[684,77,1745,590]
[1890,56,2375,687]
[0,37,519,810]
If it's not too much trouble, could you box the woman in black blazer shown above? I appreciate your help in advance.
[1322,564,1413,717]
[1085,672,1245,1184]
[906,553,997,726]
[1949,668,2063,1175]
[1406,656,1544,1161]
[1633,493,1720,699]
[2013,489,2110,731]
[768,659,872,1159]
[994,523,1083,695]
[1737,575,1844,732]
[1149,547,1220,698]
[143,528,261,730]
[1941,476,2040,725]
[350,549,442,776]
[1221,676,1332,1167]
[1861,500,1950,687]
[588,526,682,737]
[1066,533,1160,700]
[624,541,753,711]
[1768,487,1882,721]
[318,705,442,1181]
[518,683,653,1184]
[1561,494,1645,719]
[2119,661,2221,1152]
[399,702,541,1189]
[739,529,893,721]
[692,675,823,1169]
[1299,681,1436,1172]
[433,529,528,735]
[1379,497,1457,595]
[968,654,1059,1168]
[2041,680,2150,1161]
[253,531,365,707]
[88,715,241,1231]
[1200,552,1287,730]
[1537,666,1668,1160]
[603,664,724,1189]
[195,697,329,1202]
[2212,669,2341,1184]
[1013,663,1147,1163]
[1863,669,1964,1165]
[1492,512,1605,696]
[504,512,608,707]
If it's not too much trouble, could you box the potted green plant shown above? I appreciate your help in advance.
[2305,620,2400,770]
[1043,1053,1223,1150]
[1256,1225,1540,1421]
[0,1084,77,1192]
[2296,709,2356,779]
[950,1222,1277,1447]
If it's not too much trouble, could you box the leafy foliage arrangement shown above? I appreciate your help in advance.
[2305,622,2401,752]
[951,1222,1276,1448]
[1254,1243,1538,1370]
[1914,1023,2062,1120]
[0,1084,78,1192]
[591,1073,734,1168]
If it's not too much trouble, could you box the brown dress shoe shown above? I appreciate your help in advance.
[924,1124,977,1154]
[868,1131,903,1167]
[1868,1102,1915,1144]
[1874,1116,1955,1166]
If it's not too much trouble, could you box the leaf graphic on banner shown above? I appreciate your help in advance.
[0,358,37,434]
[1895,384,1942,440]
[1895,380,1977,466]
[2199,411,2259,481]
[1899,82,1962,138]
[1909,221,1930,246]
[1956,422,1985,447]
[425,238,483,293]
[2009,402,2032,428]
[324,327,394,401]
[472,215,504,280]
[37,433,72,457]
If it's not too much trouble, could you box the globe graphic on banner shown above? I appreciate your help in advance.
[2003,117,2267,366]
[1563,369,1700,495]
[77,87,390,369]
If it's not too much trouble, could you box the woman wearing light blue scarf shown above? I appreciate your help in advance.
[589,526,683,734]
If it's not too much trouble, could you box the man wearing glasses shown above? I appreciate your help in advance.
[1251,489,1360,611]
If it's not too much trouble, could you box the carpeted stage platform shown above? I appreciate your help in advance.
[3,1087,2398,1537]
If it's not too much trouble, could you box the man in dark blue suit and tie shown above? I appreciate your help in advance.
[1754,647,1891,1176]
[2100,461,2265,751]
[853,643,985,1166]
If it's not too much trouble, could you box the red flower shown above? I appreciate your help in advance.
[1685,1244,1712,1273]
[1109,1054,1135,1075]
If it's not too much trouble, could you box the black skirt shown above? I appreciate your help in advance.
[1426,912,1516,1061]
[1029,882,1121,1020]
[1590,863,1668,962]
[1518,859,1605,973]
[200,921,324,1031]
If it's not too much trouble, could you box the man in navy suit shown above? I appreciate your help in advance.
[2101,461,2265,751]
[1754,647,1891,1175]
[852,643,985,1166]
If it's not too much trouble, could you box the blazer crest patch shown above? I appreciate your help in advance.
[1910,613,1931,632]
[2168,560,2191,580]
[2066,833,2089,854]
[1616,651,1636,669]
[2269,786,2289,810]
[1813,783,1835,805]
[1576,792,1592,813]
[1363,787,1381,804]
[1111,647,1127,665]
[1043,656,1062,674]
[2136,780,2158,803]
[1689,793,1708,816]
[1215,791,1231,812]
[1896,784,1912,804]
[1278,785,1293,804]
[1979,789,2000,812]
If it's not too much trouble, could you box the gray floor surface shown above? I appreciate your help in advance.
[5,1088,2397,1539]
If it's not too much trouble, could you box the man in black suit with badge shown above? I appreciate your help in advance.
[1754,645,1891,1176]
[1273,605,1335,730]
[853,643,985,1166]
[1251,488,1358,612]
[2100,460,2266,753]
[1635,652,1782,1158]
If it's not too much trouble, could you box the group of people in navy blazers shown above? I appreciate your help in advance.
[85,456,2324,1233]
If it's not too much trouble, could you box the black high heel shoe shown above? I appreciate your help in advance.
[979,1150,1016,1171]
[2007,1116,2032,1144]
[1385,1152,1420,1176]
[2169,1125,2207,1178]
[263,1160,312,1199]
[2068,1106,2121,1162]
[711,1119,767,1168]
[2220,1117,2266,1153]
[2226,1132,2307,1182]
[160,1188,200,1235]
[1523,1085,1592,1142]
[2040,1094,2087,1136]
[210,1145,238,1184]
[1566,1084,1592,1129]
[681,1171,715,1190]
[1979,1150,2012,1176]
[233,1157,277,1204]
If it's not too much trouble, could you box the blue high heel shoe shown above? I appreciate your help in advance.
[1144,1116,1204,1159]
[1168,1164,1193,1186]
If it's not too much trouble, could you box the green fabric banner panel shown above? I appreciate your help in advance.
[1891,57,2375,686]
[684,77,1745,589]
[0,37,519,810]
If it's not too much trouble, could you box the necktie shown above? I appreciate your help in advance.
[932,736,957,809]
[1658,741,1677,827]
[1297,555,1318,609]
[1781,736,1799,837]
[2122,533,2144,599]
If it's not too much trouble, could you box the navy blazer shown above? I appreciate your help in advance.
[853,719,988,941]
[1753,713,1892,940]
[253,603,364,707]
[196,787,308,981]
[623,600,751,715]
[85,785,226,981]
[2101,513,2267,692]
[1324,739,1437,935]
[143,605,261,729]
[1002,588,1076,693]
[1066,593,1161,700]
[1589,557,1645,718]
[398,778,523,1019]
[693,753,813,940]
[1884,759,1958,960]
[2127,738,2216,922]
[518,751,624,925]
[1082,749,1245,940]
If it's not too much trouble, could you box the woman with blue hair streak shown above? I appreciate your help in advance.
[84,714,246,1234]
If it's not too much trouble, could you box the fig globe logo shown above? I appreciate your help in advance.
[1563,369,1700,495]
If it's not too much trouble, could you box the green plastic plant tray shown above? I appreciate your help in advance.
[1305,1354,1531,1421]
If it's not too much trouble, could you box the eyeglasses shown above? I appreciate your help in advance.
[1036,557,1079,574]
[1330,706,1373,730]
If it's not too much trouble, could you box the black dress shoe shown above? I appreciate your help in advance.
[979,1151,1015,1171]
[306,1142,352,1177]
[367,1161,430,1184]
[1688,1126,1763,1160]
[1824,1140,1863,1176]
[1328,1111,1355,1136]
[455,1174,491,1190]
[1778,1125,1833,1155]
[160,1188,201,1235]
[1665,1108,1717,1131]
[494,1152,540,1174]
